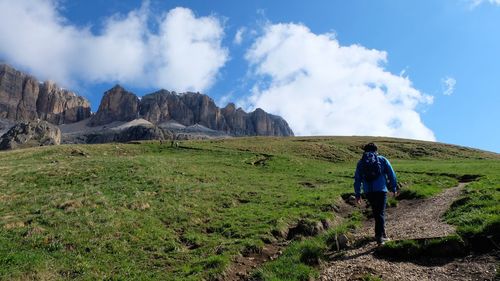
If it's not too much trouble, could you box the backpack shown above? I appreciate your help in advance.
[360,152,382,181]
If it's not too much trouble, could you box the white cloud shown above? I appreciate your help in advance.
[0,0,228,92]
[234,27,246,45]
[244,23,436,141]
[469,0,500,7]
[442,76,456,96]
[217,92,234,108]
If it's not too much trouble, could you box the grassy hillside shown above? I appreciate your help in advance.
[0,137,498,280]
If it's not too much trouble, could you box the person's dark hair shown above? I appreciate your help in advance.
[363,142,378,152]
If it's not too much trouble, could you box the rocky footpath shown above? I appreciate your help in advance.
[319,183,498,281]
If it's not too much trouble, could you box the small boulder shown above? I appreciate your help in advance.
[0,121,61,150]
[346,195,358,206]
[287,219,324,240]
[328,233,350,251]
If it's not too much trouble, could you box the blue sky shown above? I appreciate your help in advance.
[0,0,499,152]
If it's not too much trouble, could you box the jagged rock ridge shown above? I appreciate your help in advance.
[0,120,61,150]
[0,64,91,124]
[89,86,139,126]
[90,86,294,137]
[0,64,294,147]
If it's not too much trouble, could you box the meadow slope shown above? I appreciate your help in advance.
[0,137,498,280]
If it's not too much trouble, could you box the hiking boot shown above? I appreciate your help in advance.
[376,236,391,245]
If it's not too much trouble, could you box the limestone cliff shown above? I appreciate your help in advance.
[0,64,294,138]
[139,90,227,131]
[92,86,294,136]
[89,85,139,126]
[0,64,91,124]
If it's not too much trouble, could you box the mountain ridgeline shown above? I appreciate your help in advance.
[0,64,91,124]
[0,64,293,149]
[89,85,294,137]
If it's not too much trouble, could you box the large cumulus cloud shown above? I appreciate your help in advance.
[0,0,228,92]
[244,23,435,141]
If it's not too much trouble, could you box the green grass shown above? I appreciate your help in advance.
[252,210,363,280]
[376,235,467,258]
[444,175,500,249]
[0,136,498,280]
[396,171,459,199]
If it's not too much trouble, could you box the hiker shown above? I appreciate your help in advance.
[354,142,398,245]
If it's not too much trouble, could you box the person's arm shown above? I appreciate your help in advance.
[354,161,362,202]
[383,157,398,193]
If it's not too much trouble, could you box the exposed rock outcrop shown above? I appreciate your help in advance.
[84,124,165,144]
[89,85,139,126]
[0,64,91,124]
[139,90,227,131]
[249,108,294,137]
[0,64,294,140]
[0,118,15,136]
[37,81,91,124]
[0,120,61,150]
[92,87,294,137]
[222,104,294,136]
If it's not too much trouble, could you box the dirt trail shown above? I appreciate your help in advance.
[319,183,498,281]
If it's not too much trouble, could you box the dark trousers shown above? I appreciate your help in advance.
[366,192,387,240]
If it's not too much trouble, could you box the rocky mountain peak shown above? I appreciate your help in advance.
[1,65,294,140]
[223,103,236,112]
[89,85,139,126]
[91,85,294,136]
[0,63,91,124]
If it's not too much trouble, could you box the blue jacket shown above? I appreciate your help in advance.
[354,154,397,198]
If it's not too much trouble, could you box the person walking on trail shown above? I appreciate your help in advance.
[354,142,398,245]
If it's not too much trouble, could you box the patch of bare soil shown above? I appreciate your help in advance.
[224,243,284,281]
[319,183,499,281]
[223,197,354,281]
[385,183,464,240]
